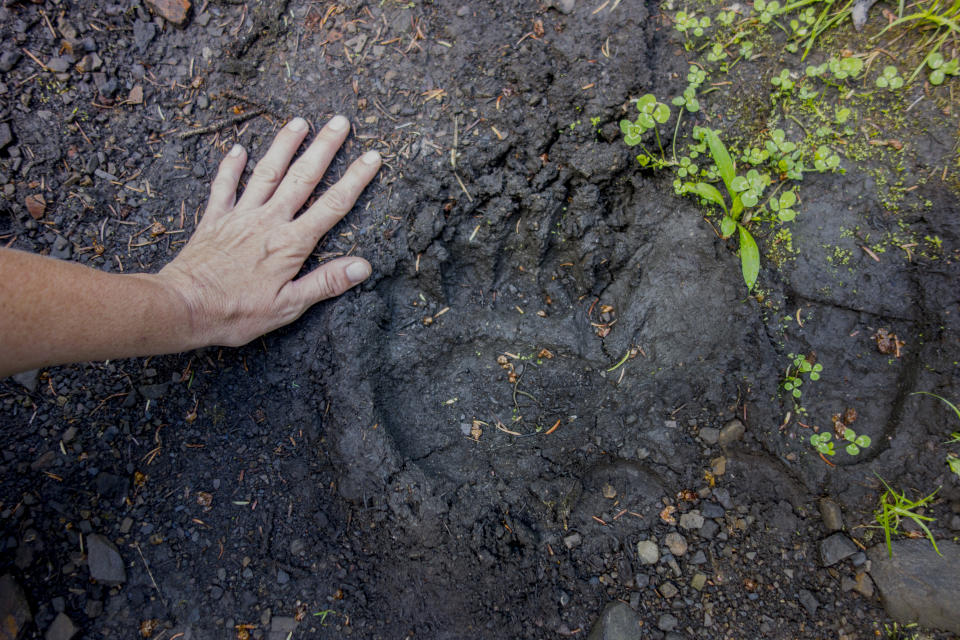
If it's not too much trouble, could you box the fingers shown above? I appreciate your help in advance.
[205,144,247,219]
[238,117,311,207]
[291,150,381,244]
[269,115,351,216]
[279,257,371,312]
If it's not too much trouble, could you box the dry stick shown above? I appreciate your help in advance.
[179,107,266,139]
[134,542,167,607]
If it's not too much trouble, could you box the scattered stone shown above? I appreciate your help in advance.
[25,194,46,219]
[11,368,39,392]
[636,540,659,565]
[0,122,11,151]
[868,540,960,633]
[127,85,144,105]
[679,511,704,531]
[86,534,126,585]
[0,574,32,639]
[664,532,688,556]
[563,532,582,550]
[46,57,73,73]
[698,426,719,445]
[718,419,746,446]
[586,601,639,640]
[657,614,678,632]
[710,456,727,476]
[819,498,844,532]
[854,571,875,598]
[546,0,576,13]
[820,533,857,566]
[45,613,76,640]
[798,588,819,616]
[268,617,298,640]
[691,573,707,591]
[658,581,678,598]
[0,50,21,73]
[146,0,191,25]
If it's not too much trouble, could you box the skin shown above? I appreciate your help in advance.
[0,115,380,378]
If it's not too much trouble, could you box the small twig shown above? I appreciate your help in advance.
[134,543,166,606]
[179,108,266,139]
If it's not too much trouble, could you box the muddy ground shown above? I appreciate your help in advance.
[1,0,959,638]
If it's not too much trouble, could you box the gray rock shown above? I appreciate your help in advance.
[636,540,659,565]
[679,511,704,531]
[657,614,678,632]
[11,368,39,392]
[139,383,168,400]
[563,532,583,549]
[819,498,844,532]
[546,0,576,13]
[0,122,12,151]
[868,540,960,633]
[664,532,688,556]
[820,533,857,566]
[587,601,639,640]
[799,588,819,616]
[45,613,76,640]
[0,50,22,73]
[269,617,298,640]
[698,427,719,445]
[718,419,745,446]
[0,574,32,638]
[86,534,126,584]
[46,57,73,73]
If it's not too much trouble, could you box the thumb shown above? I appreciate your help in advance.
[281,258,371,311]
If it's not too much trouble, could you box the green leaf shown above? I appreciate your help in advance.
[738,224,760,290]
[704,130,736,195]
[652,102,671,124]
[685,181,727,212]
[720,215,736,238]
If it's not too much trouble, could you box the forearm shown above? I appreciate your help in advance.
[0,248,196,377]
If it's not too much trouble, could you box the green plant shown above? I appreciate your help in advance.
[810,432,835,455]
[680,128,762,289]
[875,64,905,89]
[927,51,960,84]
[783,352,822,400]
[839,426,872,455]
[913,391,960,479]
[873,474,940,557]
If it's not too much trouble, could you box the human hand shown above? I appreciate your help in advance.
[158,115,380,348]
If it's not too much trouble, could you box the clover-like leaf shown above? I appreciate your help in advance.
[652,102,670,124]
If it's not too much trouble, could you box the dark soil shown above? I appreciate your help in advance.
[1,0,959,638]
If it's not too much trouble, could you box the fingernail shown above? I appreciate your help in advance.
[345,261,371,283]
[329,115,349,131]
[289,117,308,131]
[228,144,244,157]
[362,150,381,165]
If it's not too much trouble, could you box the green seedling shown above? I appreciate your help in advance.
[783,352,822,400]
[810,432,835,455]
[927,51,960,84]
[913,391,960,480]
[875,65,905,89]
[840,427,872,455]
[873,474,940,558]
[754,0,782,23]
[680,128,762,289]
[674,10,711,37]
